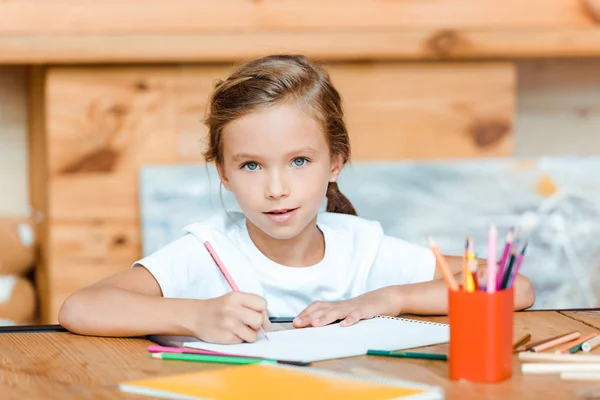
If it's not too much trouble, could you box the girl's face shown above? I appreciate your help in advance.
[218,102,343,240]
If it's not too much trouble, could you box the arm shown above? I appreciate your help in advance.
[59,267,192,337]
[294,255,535,328]
[58,266,269,343]
[387,255,535,315]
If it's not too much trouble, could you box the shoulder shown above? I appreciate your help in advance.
[182,211,246,242]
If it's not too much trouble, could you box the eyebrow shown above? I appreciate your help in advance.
[231,146,319,163]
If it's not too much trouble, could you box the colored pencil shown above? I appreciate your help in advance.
[561,372,600,381]
[555,332,599,354]
[204,241,269,340]
[463,238,475,292]
[507,242,527,289]
[487,223,497,293]
[530,331,581,352]
[500,246,518,290]
[150,352,307,366]
[512,333,532,351]
[522,363,600,374]
[148,345,253,358]
[427,237,459,291]
[515,332,576,352]
[519,352,600,363]
[367,350,448,361]
[151,352,273,365]
[496,228,514,290]
[583,335,600,352]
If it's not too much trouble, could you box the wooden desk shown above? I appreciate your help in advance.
[2,310,600,399]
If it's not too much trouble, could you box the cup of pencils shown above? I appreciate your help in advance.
[429,224,527,383]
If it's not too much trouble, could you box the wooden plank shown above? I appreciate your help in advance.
[2,30,600,64]
[28,66,49,323]
[4,312,599,398]
[516,58,600,156]
[328,62,514,160]
[561,310,600,329]
[0,0,596,34]
[46,66,182,222]
[0,66,29,216]
[49,220,140,265]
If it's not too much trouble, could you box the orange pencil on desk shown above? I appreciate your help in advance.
[530,331,581,353]
[428,237,459,291]
[204,241,269,341]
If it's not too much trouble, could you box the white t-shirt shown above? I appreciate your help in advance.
[133,212,435,317]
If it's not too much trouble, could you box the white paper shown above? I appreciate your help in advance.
[184,317,449,363]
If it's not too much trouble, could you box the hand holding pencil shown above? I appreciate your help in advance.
[196,241,271,343]
[183,291,271,345]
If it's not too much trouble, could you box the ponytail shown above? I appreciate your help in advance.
[326,182,357,216]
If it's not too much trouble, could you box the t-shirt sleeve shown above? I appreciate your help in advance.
[131,234,225,299]
[366,234,436,291]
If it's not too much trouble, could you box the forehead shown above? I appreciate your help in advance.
[221,103,328,157]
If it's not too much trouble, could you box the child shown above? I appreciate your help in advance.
[59,55,535,344]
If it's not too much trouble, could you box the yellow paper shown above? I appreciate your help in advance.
[120,363,437,400]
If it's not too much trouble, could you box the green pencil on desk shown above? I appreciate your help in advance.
[367,350,448,361]
[150,352,308,366]
[151,352,274,365]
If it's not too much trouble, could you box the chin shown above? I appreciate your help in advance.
[258,223,305,240]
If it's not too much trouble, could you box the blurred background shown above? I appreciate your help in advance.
[1,0,600,325]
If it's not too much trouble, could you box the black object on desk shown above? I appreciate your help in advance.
[0,324,68,333]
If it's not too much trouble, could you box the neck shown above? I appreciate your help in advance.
[246,216,324,267]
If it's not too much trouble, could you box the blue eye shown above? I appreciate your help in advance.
[242,162,260,171]
[291,158,308,167]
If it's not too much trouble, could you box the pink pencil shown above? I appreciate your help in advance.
[487,223,497,293]
[148,345,260,359]
[496,228,514,290]
[203,241,268,340]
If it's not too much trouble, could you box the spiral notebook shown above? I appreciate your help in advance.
[120,363,444,399]
[183,316,449,363]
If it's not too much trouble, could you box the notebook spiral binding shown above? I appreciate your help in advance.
[265,362,443,397]
[376,315,449,327]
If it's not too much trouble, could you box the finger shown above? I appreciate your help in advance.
[294,308,327,328]
[237,293,268,312]
[295,301,326,320]
[340,310,364,327]
[313,308,348,327]
[232,321,259,343]
[294,301,327,326]
[237,307,265,331]
[296,308,333,328]
[262,310,272,331]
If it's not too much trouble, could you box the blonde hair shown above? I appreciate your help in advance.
[203,54,356,216]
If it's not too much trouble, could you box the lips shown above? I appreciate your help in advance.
[263,208,299,223]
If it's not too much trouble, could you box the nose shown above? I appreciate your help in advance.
[265,170,290,200]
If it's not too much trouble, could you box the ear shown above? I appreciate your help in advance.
[216,163,232,191]
[329,154,344,183]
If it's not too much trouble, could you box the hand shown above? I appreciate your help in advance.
[185,292,271,344]
[293,287,400,329]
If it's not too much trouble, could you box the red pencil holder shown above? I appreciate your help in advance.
[448,288,514,383]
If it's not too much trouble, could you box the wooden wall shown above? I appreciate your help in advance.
[0,67,28,217]
[516,58,600,156]
[0,0,600,322]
